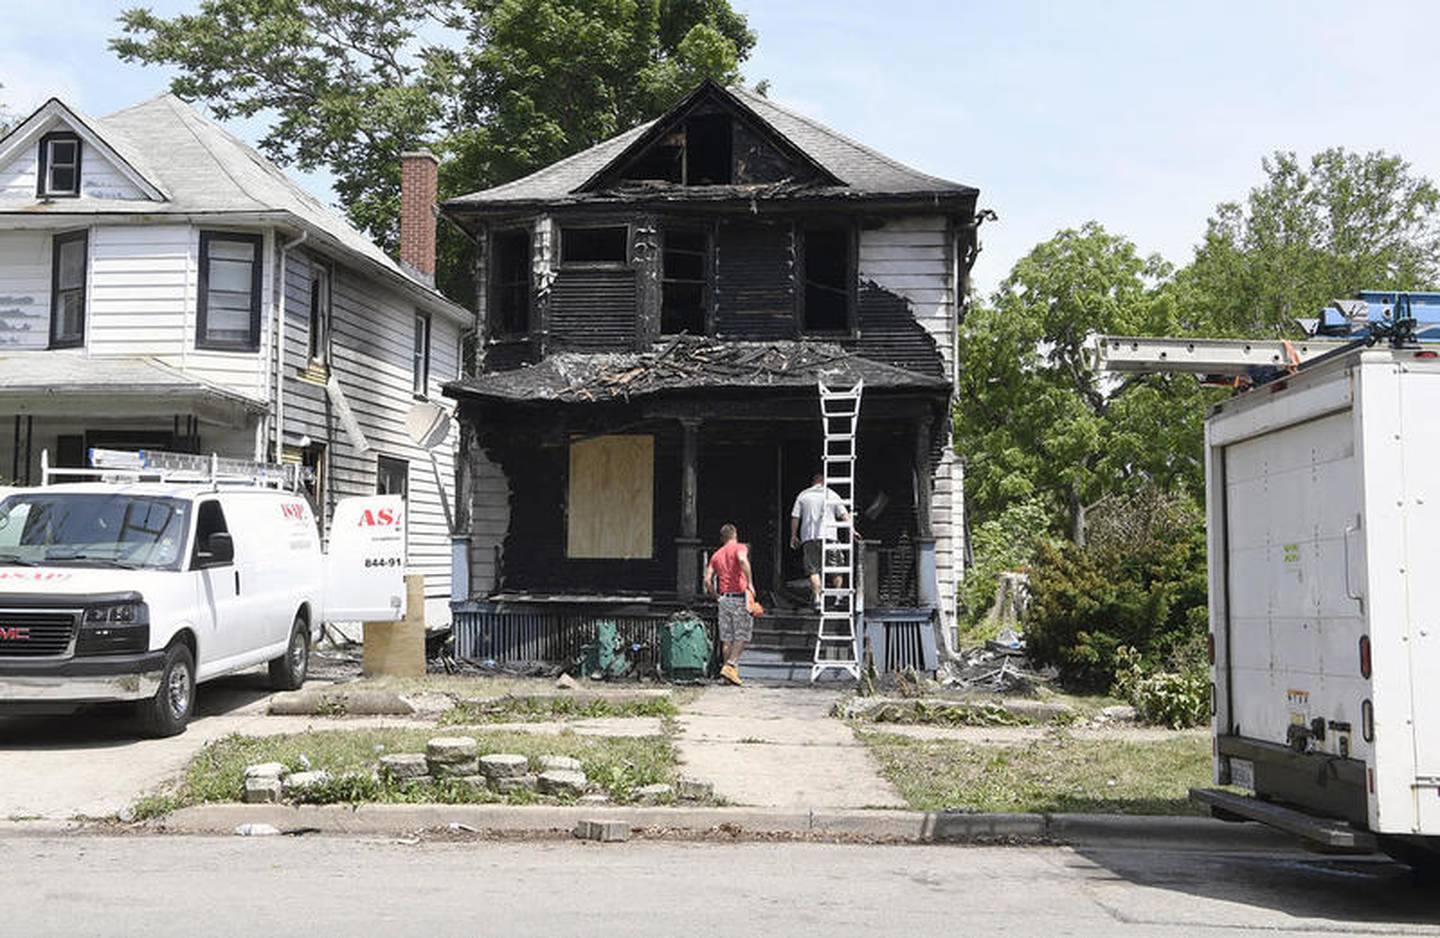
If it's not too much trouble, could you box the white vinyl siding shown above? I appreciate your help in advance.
[0,116,148,202]
[0,231,52,350]
[858,216,955,379]
[279,250,461,622]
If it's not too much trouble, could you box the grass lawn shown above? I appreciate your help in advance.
[439,694,679,725]
[135,728,678,819]
[860,729,1211,815]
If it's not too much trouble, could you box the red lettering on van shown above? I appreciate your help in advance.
[358,508,398,527]
[280,502,307,520]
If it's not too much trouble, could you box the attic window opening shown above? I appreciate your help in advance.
[559,225,629,266]
[801,226,853,333]
[38,132,82,198]
[492,229,531,336]
[661,227,708,335]
[684,113,732,185]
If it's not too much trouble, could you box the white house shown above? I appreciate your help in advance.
[0,94,473,624]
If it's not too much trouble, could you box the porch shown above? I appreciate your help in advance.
[447,338,951,679]
[0,354,266,483]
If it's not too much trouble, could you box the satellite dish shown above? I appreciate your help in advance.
[405,400,452,451]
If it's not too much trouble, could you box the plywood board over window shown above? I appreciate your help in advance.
[567,434,654,559]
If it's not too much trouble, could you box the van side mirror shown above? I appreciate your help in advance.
[197,532,234,567]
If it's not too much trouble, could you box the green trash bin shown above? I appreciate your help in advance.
[659,614,712,683]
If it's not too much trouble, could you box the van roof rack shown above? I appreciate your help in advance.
[40,448,307,492]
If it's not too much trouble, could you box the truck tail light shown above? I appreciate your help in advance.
[1368,767,1375,794]
[1210,682,1216,716]
[1359,634,1372,678]
[1415,350,1439,359]
[1362,699,1374,742]
[1207,633,1215,665]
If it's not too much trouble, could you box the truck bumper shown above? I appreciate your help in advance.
[0,651,166,704]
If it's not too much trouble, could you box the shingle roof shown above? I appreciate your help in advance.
[444,82,975,209]
[0,95,469,322]
[445,336,948,404]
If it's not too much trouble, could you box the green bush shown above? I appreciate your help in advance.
[1111,646,1209,729]
[1023,488,1208,690]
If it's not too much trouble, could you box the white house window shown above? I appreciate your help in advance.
[38,133,82,198]
[197,231,263,350]
[376,455,409,499]
[50,230,87,348]
[412,312,431,397]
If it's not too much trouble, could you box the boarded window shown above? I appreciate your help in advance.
[566,434,654,559]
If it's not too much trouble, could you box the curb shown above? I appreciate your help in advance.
[146,803,1294,849]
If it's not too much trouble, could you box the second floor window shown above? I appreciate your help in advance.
[308,262,331,364]
[661,227,707,335]
[50,230,87,348]
[800,226,853,333]
[198,231,263,350]
[413,312,431,397]
[492,229,530,336]
[38,133,82,198]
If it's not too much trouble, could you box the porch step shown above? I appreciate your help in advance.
[738,657,853,684]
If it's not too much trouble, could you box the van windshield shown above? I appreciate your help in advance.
[0,493,191,571]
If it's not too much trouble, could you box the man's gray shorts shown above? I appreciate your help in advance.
[717,595,753,643]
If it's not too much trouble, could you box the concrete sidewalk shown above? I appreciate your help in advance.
[673,685,905,808]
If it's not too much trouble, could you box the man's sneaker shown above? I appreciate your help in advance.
[720,663,743,686]
[811,597,822,612]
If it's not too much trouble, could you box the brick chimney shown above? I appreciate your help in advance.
[399,150,439,284]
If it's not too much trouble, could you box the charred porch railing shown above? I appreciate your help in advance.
[452,606,718,673]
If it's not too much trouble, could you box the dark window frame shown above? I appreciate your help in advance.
[556,223,632,269]
[49,229,88,349]
[37,131,82,199]
[197,230,264,352]
[412,311,431,398]
[376,455,409,499]
[489,228,532,338]
[797,223,858,336]
[307,259,331,364]
[659,225,711,336]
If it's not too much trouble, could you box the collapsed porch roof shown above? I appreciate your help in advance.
[443,337,950,405]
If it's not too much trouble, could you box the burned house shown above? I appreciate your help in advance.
[441,81,980,679]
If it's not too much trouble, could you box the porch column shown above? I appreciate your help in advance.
[914,414,938,609]
[676,417,702,597]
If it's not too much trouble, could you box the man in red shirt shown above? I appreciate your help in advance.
[704,522,754,686]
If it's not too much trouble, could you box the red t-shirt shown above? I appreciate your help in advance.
[708,540,749,594]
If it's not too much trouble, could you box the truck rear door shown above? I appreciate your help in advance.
[1398,372,1440,780]
[323,495,406,623]
[1222,408,1367,752]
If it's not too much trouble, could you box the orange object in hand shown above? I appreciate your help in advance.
[746,589,765,617]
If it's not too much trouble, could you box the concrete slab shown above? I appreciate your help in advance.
[673,685,905,809]
[855,724,1209,744]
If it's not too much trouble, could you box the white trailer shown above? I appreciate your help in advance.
[1189,343,1440,867]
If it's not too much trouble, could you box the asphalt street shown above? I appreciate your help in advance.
[1,834,1434,937]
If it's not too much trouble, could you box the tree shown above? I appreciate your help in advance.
[111,0,756,298]
[1182,148,1440,337]
[955,222,1219,539]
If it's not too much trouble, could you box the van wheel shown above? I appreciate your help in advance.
[269,616,310,691]
[139,643,195,738]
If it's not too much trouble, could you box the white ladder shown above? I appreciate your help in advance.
[811,379,864,683]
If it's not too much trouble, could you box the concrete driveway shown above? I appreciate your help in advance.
[0,671,295,820]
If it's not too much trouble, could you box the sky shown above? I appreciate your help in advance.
[2,0,1439,294]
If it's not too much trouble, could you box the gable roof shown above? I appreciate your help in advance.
[0,95,469,323]
[0,98,167,200]
[444,81,976,213]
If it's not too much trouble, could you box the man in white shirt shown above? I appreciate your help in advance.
[789,471,856,611]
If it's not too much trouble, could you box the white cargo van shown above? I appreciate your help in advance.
[0,452,405,736]
[1197,344,1440,868]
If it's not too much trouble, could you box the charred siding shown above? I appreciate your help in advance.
[547,267,637,350]
[715,222,794,339]
[853,282,945,377]
[491,423,680,594]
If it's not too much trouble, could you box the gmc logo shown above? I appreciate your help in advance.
[0,627,31,641]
